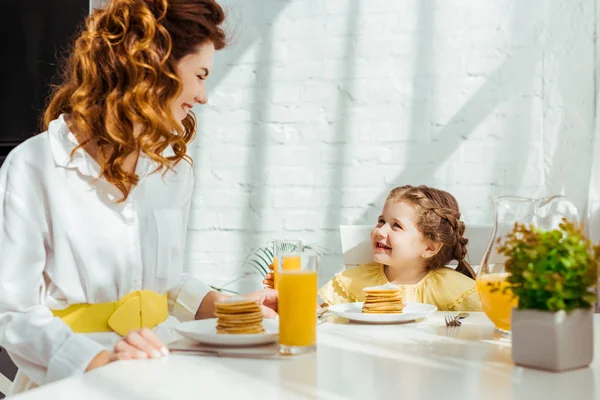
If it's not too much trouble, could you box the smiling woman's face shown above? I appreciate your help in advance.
[170,41,216,121]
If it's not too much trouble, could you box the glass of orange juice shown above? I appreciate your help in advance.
[273,240,302,291]
[278,252,318,355]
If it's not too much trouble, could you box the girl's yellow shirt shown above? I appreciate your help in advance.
[318,263,482,311]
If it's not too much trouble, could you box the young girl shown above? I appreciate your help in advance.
[265,185,481,311]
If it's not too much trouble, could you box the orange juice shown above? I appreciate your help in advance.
[282,255,301,270]
[476,273,518,331]
[274,255,301,290]
[278,270,317,347]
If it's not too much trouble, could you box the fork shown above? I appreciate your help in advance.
[317,308,331,325]
[444,312,469,327]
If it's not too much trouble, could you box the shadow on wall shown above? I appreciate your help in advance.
[187,0,292,293]
[542,0,595,217]
[323,0,360,253]
[356,0,544,224]
[205,0,292,92]
[187,0,292,201]
[208,0,291,248]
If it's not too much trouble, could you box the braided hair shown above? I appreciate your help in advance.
[386,185,476,280]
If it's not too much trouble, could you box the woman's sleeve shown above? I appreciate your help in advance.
[0,181,104,385]
[167,164,214,321]
[167,274,213,321]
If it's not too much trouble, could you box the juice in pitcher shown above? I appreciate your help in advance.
[477,195,577,338]
[476,272,518,332]
[278,253,317,355]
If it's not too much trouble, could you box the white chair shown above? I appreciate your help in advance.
[339,224,494,273]
[0,372,11,397]
[339,225,375,268]
[0,347,15,397]
[0,348,12,396]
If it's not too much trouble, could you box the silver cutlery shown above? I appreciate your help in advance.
[317,308,330,318]
[170,348,281,359]
[444,312,469,327]
[317,308,331,325]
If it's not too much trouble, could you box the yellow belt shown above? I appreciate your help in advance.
[51,290,169,336]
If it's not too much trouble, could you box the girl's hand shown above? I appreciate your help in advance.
[262,263,275,289]
[258,287,278,316]
[243,288,278,318]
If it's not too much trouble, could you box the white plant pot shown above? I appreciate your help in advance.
[511,308,594,372]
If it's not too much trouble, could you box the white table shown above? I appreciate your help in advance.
[13,312,600,400]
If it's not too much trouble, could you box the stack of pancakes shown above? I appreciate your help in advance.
[214,299,265,334]
[361,286,405,314]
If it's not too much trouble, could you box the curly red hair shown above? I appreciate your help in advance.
[43,0,226,200]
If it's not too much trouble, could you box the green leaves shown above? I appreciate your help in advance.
[498,219,599,312]
[242,241,326,278]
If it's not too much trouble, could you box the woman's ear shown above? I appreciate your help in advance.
[421,241,443,260]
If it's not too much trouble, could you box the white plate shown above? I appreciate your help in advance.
[175,318,278,346]
[328,302,437,323]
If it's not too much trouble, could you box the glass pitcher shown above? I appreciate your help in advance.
[477,195,580,338]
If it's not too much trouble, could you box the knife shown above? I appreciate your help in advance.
[169,348,282,359]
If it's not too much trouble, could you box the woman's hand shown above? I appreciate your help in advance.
[112,328,169,360]
[262,263,275,289]
[85,350,113,372]
[86,328,169,372]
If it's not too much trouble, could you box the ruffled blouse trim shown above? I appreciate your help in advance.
[335,263,437,301]
[333,276,357,302]
[317,287,335,305]
[445,285,478,311]
[317,280,349,305]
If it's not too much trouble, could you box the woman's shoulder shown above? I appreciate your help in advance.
[0,116,78,207]
[6,132,52,162]
[1,131,53,184]
[6,114,68,171]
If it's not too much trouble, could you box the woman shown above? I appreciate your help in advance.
[0,0,276,392]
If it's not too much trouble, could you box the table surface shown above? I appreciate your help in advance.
[13,312,600,400]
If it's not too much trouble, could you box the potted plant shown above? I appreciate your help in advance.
[497,219,599,371]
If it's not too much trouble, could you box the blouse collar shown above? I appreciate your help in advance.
[48,114,173,180]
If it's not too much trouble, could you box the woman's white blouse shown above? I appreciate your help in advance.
[0,115,211,385]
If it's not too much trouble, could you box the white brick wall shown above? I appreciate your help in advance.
[186,0,597,292]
